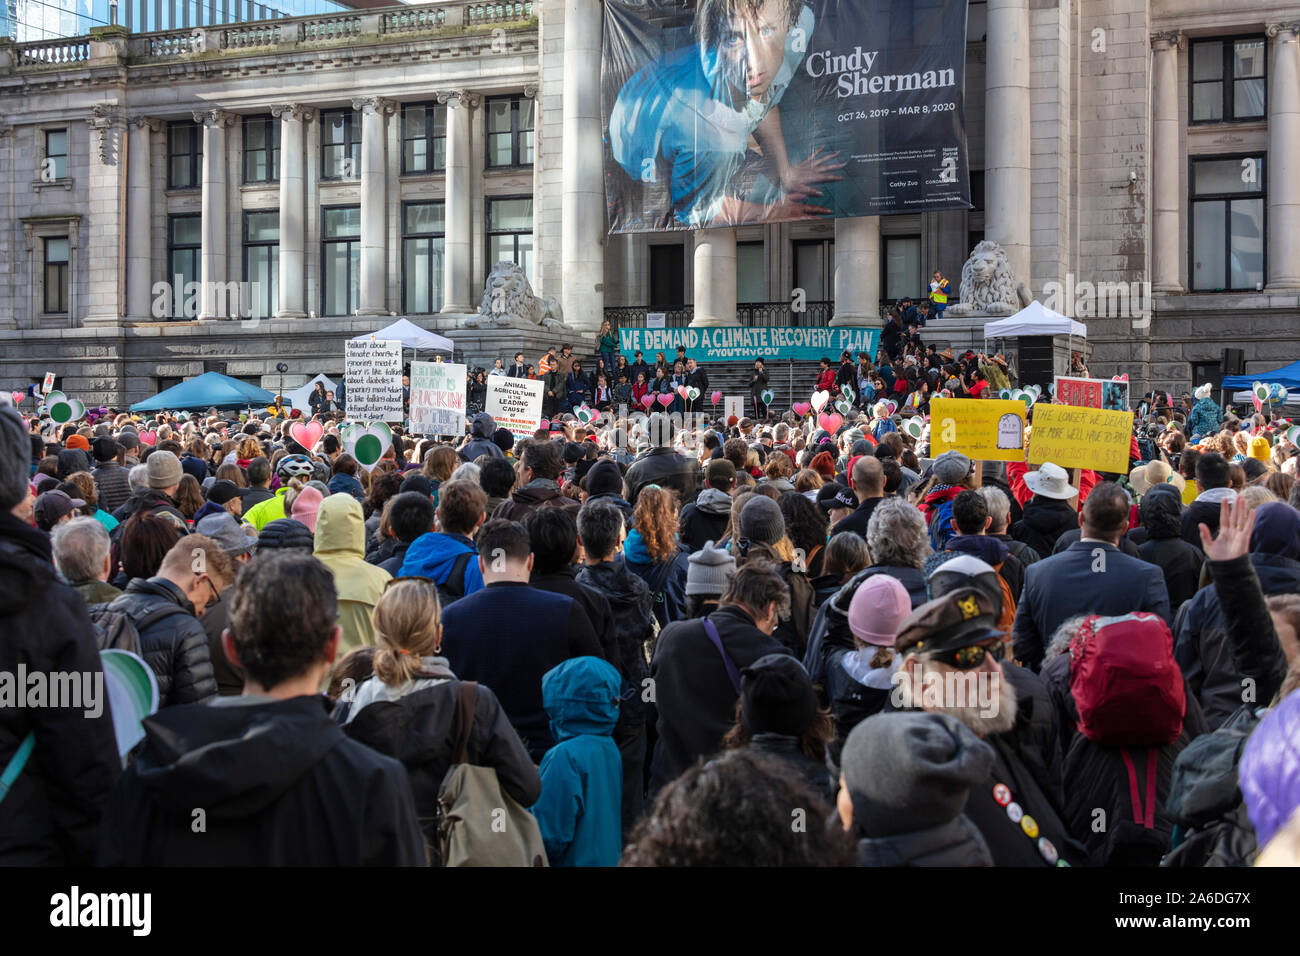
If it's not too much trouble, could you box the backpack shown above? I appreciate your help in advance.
[928,498,957,551]
[436,682,548,867]
[87,601,188,655]
[988,561,1016,634]
[436,551,476,609]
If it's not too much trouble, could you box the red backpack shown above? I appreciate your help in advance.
[1068,613,1185,747]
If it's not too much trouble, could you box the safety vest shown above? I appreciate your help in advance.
[930,279,949,304]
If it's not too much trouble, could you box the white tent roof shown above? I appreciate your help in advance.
[350,318,454,352]
[285,373,336,410]
[982,300,1087,339]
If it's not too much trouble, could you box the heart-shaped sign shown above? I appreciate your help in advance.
[640,394,656,410]
[711,390,722,405]
[44,390,86,425]
[575,405,596,425]
[939,389,953,399]
[1026,385,1042,401]
[998,388,1011,401]
[10,391,23,405]
[760,388,775,407]
[834,399,853,416]
[1286,425,1300,447]
[883,400,898,417]
[1254,382,1268,413]
[290,420,323,449]
[686,387,700,401]
[841,384,856,405]
[1112,374,1129,383]
[811,390,831,413]
[139,430,158,447]
[1019,391,1035,409]
[345,422,392,471]
[902,418,925,440]
[817,412,843,433]
[656,393,674,408]
[792,401,811,418]
[676,385,690,399]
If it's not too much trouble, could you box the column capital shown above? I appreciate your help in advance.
[1150,31,1184,52]
[437,89,481,109]
[128,115,164,132]
[1266,21,1300,40]
[350,96,397,116]
[192,108,236,129]
[522,84,538,99]
[270,103,318,123]
[90,105,122,164]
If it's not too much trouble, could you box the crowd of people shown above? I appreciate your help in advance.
[3,326,1300,868]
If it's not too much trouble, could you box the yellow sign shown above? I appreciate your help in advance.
[928,398,1027,462]
[1027,404,1132,473]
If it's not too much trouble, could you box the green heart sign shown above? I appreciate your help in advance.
[759,388,774,406]
[343,422,392,471]
[575,405,596,425]
[44,390,86,425]
[834,399,853,416]
[686,387,700,401]
[903,418,925,440]
[841,384,855,404]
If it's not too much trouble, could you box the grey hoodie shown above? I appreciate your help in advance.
[694,487,733,515]
[460,412,504,460]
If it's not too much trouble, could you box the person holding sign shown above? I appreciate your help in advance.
[750,358,770,419]
[928,270,950,315]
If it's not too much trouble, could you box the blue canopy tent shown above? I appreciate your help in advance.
[129,372,277,412]
[1222,360,1300,393]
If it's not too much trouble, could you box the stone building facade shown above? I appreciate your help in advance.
[0,0,1297,407]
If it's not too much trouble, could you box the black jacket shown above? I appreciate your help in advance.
[0,513,121,865]
[338,679,541,857]
[678,488,732,552]
[624,447,699,506]
[105,577,218,708]
[747,733,832,800]
[531,566,618,666]
[492,481,580,523]
[649,605,790,793]
[1010,497,1078,558]
[111,487,189,536]
[1181,494,1229,547]
[830,495,883,539]
[98,695,426,865]
[92,460,133,514]
[577,559,655,725]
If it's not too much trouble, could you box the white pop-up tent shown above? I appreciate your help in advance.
[285,373,337,411]
[350,318,455,354]
[982,300,1088,340]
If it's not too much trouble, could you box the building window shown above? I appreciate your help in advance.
[793,238,833,302]
[1190,155,1265,292]
[485,197,533,283]
[243,115,280,184]
[322,206,361,316]
[736,241,765,303]
[1191,37,1266,124]
[167,121,203,189]
[649,244,685,308]
[321,109,360,181]
[884,236,922,300]
[485,96,534,168]
[402,201,445,313]
[42,237,69,314]
[167,214,202,317]
[243,210,279,319]
[43,129,68,182]
[402,103,447,174]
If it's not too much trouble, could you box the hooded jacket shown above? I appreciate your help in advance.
[1010,496,1079,557]
[105,577,217,708]
[313,494,392,652]
[1187,396,1222,440]
[924,534,1023,604]
[461,413,506,461]
[855,816,993,866]
[492,479,580,523]
[577,559,655,726]
[98,695,426,865]
[678,487,732,552]
[242,486,289,531]
[530,657,624,867]
[327,472,366,502]
[624,447,699,506]
[111,487,189,536]
[1137,486,1204,611]
[0,513,121,865]
[398,531,484,599]
[1180,487,1236,547]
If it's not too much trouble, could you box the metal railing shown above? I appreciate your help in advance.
[605,301,833,328]
[14,37,91,67]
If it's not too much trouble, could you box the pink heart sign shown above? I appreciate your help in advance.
[10,391,23,405]
[656,393,675,408]
[676,385,690,399]
[711,390,722,405]
[884,400,898,416]
[792,402,812,417]
[1112,374,1129,383]
[818,412,843,433]
[139,430,157,446]
[290,420,323,449]
[639,394,655,410]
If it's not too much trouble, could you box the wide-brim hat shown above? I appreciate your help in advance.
[939,349,955,361]
[992,353,1009,369]
[1129,460,1185,495]
[1023,462,1078,500]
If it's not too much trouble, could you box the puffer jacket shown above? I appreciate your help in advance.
[1137,485,1204,611]
[92,460,133,514]
[104,576,217,708]
[1010,496,1078,557]
[460,412,505,461]
[855,816,993,867]
[624,447,699,507]
[313,493,392,652]
[1187,396,1222,440]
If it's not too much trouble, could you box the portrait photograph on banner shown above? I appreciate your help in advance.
[601,0,971,233]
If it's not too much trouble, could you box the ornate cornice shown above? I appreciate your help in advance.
[90,104,122,163]
[1265,22,1300,39]
[128,115,164,132]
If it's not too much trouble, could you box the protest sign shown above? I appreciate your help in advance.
[486,375,545,441]
[345,339,404,422]
[408,361,467,437]
[723,396,745,422]
[42,372,55,395]
[928,398,1026,462]
[1027,404,1132,473]
[620,326,879,362]
[1054,376,1129,411]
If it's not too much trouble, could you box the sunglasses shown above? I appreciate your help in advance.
[925,639,1005,671]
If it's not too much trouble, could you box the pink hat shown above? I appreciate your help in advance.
[847,575,912,647]
[290,486,324,534]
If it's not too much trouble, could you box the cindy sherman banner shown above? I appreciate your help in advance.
[619,326,880,362]
[602,0,970,233]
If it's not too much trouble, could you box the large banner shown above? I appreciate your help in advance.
[487,376,545,441]
[602,0,970,233]
[345,339,404,422]
[409,361,467,437]
[619,326,879,362]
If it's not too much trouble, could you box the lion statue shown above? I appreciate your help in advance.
[461,261,567,329]
[943,241,1031,316]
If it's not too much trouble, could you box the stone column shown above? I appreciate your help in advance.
[273,104,314,318]
[0,121,12,329]
[126,116,160,321]
[561,0,605,331]
[830,216,880,327]
[1150,32,1183,293]
[984,0,1031,288]
[1267,22,1300,290]
[194,108,235,321]
[353,96,396,316]
[691,228,737,327]
[83,104,124,327]
[438,89,479,313]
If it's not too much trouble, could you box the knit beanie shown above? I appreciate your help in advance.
[256,517,314,552]
[582,459,624,497]
[65,434,90,452]
[0,408,30,511]
[146,450,183,489]
[738,494,785,545]
[847,574,912,646]
[291,486,325,533]
[1249,435,1272,462]
[841,711,995,838]
[738,654,819,737]
[685,540,737,596]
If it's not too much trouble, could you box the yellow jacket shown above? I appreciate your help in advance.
[312,494,392,653]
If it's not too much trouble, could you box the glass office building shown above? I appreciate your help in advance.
[3,0,354,41]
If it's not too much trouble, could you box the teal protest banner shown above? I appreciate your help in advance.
[619,327,880,363]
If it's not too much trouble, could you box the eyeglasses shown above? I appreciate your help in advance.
[202,575,221,611]
[925,639,1005,671]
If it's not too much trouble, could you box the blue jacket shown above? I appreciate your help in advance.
[530,656,623,867]
[398,532,484,596]
[328,473,366,502]
[1187,397,1221,440]
[624,529,689,631]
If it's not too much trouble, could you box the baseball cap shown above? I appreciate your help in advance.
[34,489,85,527]
[206,479,248,506]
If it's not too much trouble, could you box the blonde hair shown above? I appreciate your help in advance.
[282,477,306,512]
[371,580,443,686]
[1238,485,1277,509]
